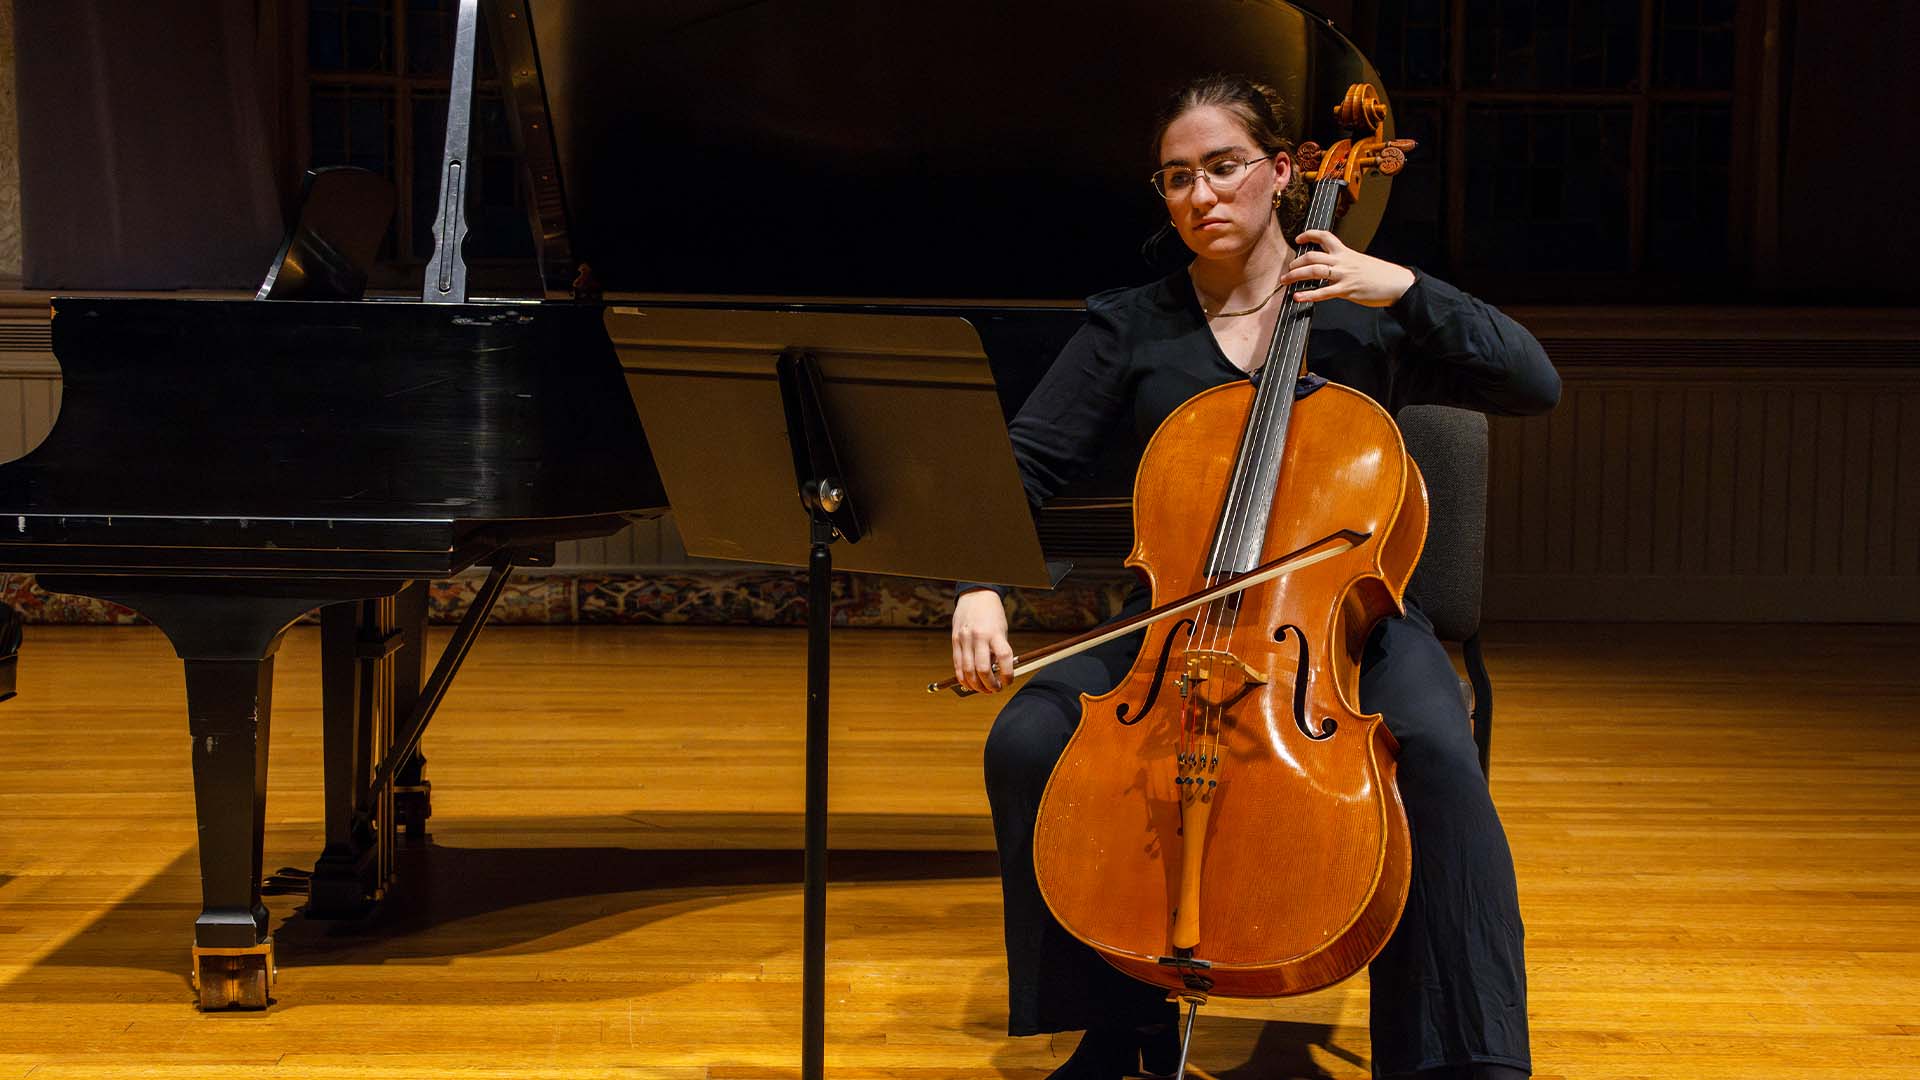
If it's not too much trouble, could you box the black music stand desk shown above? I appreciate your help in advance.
[606,305,1058,1080]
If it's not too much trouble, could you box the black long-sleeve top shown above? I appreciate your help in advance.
[959,268,1558,597]
[1007,268,1560,510]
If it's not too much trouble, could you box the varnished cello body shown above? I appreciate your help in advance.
[1032,376,1427,997]
[1029,84,1430,1002]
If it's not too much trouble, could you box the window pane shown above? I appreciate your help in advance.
[1654,0,1738,89]
[1370,0,1451,91]
[1648,105,1730,270]
[412,94,446,261]
[310,86,395,176]
[407,0,455,76]
[1366,103,1448,275]
[310,0,394,74]
[472,96,534,260]
[406,0,498,78]
[1463,0,1641,89]
[1464,106,1633,273]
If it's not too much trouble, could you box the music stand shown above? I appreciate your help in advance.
[606,305,1059,1079]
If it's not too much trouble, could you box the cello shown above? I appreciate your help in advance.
[933,83,1425,1072]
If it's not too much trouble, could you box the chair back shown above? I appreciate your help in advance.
[1396,405,1488,644]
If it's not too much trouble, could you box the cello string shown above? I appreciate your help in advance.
[1171,177,1339,889]
[1218,177,1338,655]
[1201,175,1337,621]
[1185,183,1342,943]
[1179,177,1340,844]
[1190,177,1336,709]
[1225,177,1337,575]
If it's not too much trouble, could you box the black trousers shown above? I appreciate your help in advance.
[983,601,1530,1077]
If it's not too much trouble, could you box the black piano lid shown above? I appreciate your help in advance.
[507,0,1390,301]
[0,294,659,575]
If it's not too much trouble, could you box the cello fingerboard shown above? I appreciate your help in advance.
[1205,176,1348,579]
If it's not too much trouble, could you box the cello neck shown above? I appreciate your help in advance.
[1203,176,1349,578]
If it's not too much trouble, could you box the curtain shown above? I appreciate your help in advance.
[15,0,288,289]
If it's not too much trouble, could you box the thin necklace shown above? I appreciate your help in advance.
[1197,256,1292,318]
[1202,278,1288,318]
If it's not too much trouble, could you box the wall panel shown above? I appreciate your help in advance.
[1485,326,1920,620]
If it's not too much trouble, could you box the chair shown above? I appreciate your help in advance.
[1395,405,1494,778]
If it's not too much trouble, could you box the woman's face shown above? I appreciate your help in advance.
[1157,104,1292,261]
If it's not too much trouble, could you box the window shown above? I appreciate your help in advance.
[1356,0,1748,301]
[301,0,529,289]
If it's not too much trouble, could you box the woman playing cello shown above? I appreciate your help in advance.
[951,74,1559,1080]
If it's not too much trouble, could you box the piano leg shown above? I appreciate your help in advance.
[311,594,404,919]
[310,580,432,918]
[36,575,407,1010]
[0,600,20,703]
[391,582,432,837]
[183,654,280,1009]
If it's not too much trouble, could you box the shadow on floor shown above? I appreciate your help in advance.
[3,811,1001,1008]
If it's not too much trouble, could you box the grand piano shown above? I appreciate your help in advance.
[0,0,1393,1010]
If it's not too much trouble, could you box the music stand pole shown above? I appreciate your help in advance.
[778,349,866,1080]
[802,510,831,1080]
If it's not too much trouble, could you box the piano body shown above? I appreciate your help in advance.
[0,2,674,1008]
[0,0,1387,1009]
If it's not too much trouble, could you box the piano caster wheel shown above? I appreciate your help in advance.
[396,783,432,839]
[191,938,275,1010]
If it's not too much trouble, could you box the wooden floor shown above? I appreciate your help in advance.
[0,620,1916,1078]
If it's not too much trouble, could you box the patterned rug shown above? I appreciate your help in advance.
[0,570,1138,633]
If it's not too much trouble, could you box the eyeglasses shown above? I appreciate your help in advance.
[1150,156,1272,200]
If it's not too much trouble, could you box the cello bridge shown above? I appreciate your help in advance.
[1182,650,1266,685]
[1180,649,1267,709]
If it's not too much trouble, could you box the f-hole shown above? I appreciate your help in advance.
[1116,618,1194,726]
[1273,625,1336,740]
